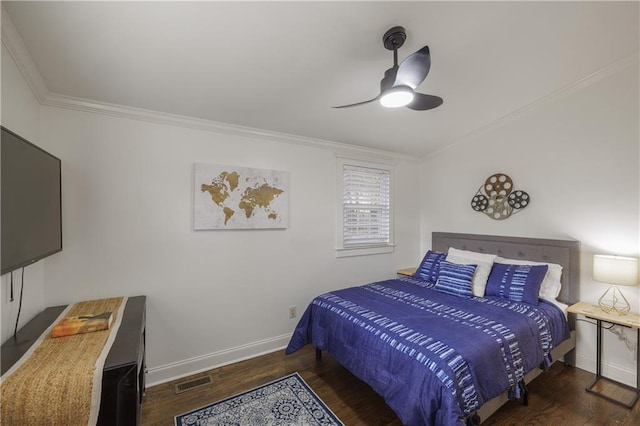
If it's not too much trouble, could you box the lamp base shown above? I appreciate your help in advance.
[598,285,631,315]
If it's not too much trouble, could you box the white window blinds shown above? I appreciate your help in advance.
[342,164,391,247]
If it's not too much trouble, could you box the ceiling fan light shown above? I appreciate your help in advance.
[380,86,414,108]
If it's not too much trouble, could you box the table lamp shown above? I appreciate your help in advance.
[593,254,638,315]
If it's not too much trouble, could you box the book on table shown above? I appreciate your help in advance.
[51,311,113,338]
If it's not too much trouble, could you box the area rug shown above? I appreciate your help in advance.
[174,372,344,426]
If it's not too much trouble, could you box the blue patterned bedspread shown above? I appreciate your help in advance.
[285,277,569,425]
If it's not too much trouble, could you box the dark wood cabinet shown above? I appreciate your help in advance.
[1,296,146,426]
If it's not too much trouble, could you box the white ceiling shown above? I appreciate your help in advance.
[3,1,639,158]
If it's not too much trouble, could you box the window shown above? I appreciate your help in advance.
[336,157,394,257]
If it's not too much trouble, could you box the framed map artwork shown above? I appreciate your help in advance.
[194,164,289,229]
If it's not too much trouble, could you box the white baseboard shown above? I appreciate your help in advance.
[575,352,636,388]
[146,333,292,387]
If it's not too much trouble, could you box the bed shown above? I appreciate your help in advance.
[286,232,580,425]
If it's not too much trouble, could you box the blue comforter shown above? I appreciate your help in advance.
[285,277,570,425]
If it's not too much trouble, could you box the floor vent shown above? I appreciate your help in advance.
[174,375,213,394]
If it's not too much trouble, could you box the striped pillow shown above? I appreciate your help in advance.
[495,257,562,302]
[485,263,549,305]
[434,261,477,298]
[414,250,446,282]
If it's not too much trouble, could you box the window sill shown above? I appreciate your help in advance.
[335,244,395,258]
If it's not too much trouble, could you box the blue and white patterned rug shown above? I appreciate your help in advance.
[174,372,344,426]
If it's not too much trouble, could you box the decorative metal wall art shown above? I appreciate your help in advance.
[470,173,530,220]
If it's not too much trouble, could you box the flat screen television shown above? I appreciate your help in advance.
[1,126,62,275]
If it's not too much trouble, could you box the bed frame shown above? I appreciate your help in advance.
[432,232,581,423]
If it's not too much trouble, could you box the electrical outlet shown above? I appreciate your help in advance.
[289,306,297,319]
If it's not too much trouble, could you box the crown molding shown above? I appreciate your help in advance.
[424,51,640,160]
[42,92,415,162]
[1,5,49,104]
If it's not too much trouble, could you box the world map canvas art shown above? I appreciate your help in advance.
[194,163,289,229]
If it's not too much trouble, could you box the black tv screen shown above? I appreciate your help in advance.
[1,126,62,275]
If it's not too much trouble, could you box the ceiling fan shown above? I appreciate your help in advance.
[333,26,443,111]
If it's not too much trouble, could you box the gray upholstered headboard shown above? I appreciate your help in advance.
[432,232,581,305]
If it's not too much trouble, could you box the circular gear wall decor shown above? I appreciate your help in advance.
[471,173,530,220]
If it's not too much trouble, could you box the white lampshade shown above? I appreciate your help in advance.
[593,255,638,286]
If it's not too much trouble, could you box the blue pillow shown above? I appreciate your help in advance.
[434,261,477,298]
[485,263,549,305]
[414,250,447,282]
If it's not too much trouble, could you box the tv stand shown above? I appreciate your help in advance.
[1,296,146,426]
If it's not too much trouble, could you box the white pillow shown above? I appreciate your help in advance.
[446,248,497,297]
[494,256,563,302]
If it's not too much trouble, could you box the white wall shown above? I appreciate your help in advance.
[420,59,639,386]
[0,43,47,343]
[39,106,421,384]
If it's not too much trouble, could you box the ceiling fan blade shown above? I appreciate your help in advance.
[395,45,431,89]
[332,96,380,109]
[406,93,443,111]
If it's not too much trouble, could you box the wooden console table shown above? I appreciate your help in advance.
[1,295,146,425]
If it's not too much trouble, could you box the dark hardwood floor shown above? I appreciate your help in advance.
[142,345,639,425]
